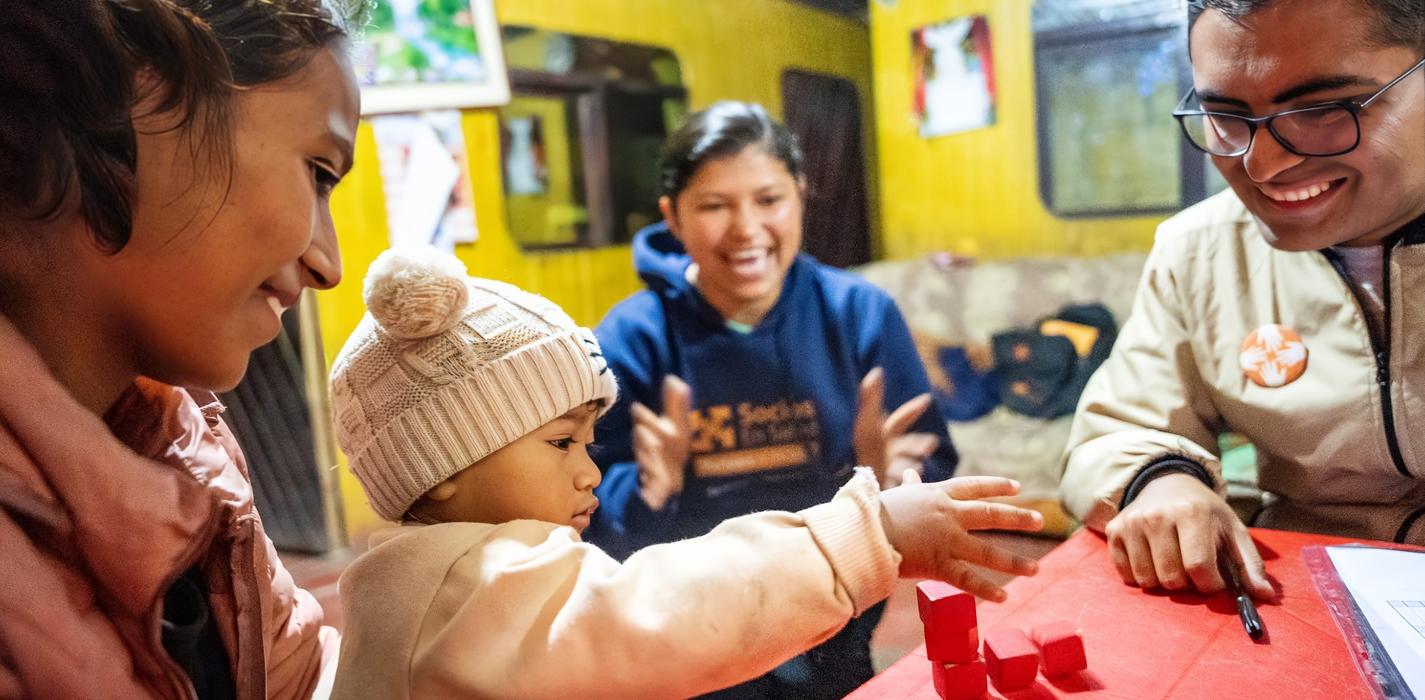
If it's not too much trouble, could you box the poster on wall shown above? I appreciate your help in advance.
[911,15,996,138]
[356,0,511,115]
[371,110,479,252]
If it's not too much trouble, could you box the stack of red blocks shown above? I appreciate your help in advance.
[917,581,1088,698]
[916,581,985,700]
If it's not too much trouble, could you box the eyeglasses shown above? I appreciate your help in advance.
[1173,56,1425,158]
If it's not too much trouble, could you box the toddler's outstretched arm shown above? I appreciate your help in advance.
[337,469,1042,699]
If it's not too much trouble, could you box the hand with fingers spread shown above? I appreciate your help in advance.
[853,367,941,489]
[1105,473,1275,600]
[878,471,1045,602]
[632,375,693,512]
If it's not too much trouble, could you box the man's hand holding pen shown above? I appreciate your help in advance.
[1105,472,1276,599]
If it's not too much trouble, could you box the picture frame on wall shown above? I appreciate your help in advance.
[911,15,996,138]
[356,0,511,115]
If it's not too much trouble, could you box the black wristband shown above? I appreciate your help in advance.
[1119,457,1215,510]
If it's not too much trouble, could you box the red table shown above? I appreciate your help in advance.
[849,528,1377,699]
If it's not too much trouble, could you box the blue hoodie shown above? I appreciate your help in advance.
[589,223,957,558]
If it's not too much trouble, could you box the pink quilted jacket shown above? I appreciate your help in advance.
[0,317,336,699]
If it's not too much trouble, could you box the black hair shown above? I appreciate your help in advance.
[658,101,804,203]
[0,0,369,251]
[1187,0,1425,53]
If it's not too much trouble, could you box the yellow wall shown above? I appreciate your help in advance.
[870,0,1164,259]
[319,0,873,539]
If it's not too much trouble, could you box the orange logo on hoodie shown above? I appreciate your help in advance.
[1239,324,1308,388]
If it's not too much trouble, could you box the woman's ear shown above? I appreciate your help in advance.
[425,479,459,502]
[658,195,679,237]
[129,67,186,134]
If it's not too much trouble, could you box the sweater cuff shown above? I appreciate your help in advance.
[1119,457,1215,510]
[799,467,900,617]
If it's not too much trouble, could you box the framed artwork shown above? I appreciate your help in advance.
[911,15,996,138]
[356,0,511,115]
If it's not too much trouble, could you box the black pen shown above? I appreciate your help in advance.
[1222,555,1265,640]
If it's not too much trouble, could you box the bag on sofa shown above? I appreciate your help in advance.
[932,345,1001,422]
[990,303,1116,419]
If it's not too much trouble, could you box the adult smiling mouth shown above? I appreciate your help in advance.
[725,248,773,277]
[1258,177,1345,204]
[259,284,301,311]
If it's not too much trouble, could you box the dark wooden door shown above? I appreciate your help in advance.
[782,70,872,268]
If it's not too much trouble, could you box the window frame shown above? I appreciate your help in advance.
[500,59,687,251]
[1033,15,1207,219]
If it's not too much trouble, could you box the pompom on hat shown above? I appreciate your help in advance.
[362,246,470,340]
[329,246,618,521]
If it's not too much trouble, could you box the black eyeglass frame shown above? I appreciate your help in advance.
[1172,55,1425,158]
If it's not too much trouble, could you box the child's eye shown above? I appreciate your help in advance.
[547,438,574,451]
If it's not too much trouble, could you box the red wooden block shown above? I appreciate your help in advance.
[925,623,979,663]
[1030,621,1087,677]
[984,628,1039,692]
[930,657,987,700]
[916,580,976,629]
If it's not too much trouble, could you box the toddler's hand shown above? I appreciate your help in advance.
[879,472,1043,601]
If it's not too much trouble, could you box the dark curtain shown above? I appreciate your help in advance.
[219,305,332,554]
[782,70,872,269]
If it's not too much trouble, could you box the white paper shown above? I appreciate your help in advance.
[1327,546,1425,698]
[394,121,459,249]
[371,111,479,253]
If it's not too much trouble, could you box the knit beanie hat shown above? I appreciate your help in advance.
[329,246,619,521]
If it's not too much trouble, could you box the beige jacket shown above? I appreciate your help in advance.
[1062,190,1425,544]
[0,317,336,699]
[331,469,898,699]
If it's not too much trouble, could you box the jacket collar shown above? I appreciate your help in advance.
[0,316,220,618]
[1397,210,1425,247]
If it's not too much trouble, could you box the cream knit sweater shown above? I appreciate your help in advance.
[331,469,899,699]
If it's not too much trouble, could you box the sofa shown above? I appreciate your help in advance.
[857,252,1151,537]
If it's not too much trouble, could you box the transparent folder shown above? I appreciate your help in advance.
[1304,544,1423,700]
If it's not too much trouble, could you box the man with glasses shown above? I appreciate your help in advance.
[1061,0,1425,600]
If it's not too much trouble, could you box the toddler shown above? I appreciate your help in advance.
[327,246,1043,699]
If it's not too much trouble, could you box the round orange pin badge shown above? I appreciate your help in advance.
[1239,324,1308,388]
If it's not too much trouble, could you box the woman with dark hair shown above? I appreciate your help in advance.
[0,1,365,697]
[589,101,959,698]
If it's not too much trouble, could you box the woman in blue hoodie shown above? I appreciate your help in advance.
[590,101,958,698]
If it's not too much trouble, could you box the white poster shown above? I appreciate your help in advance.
[371,110,479,252]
